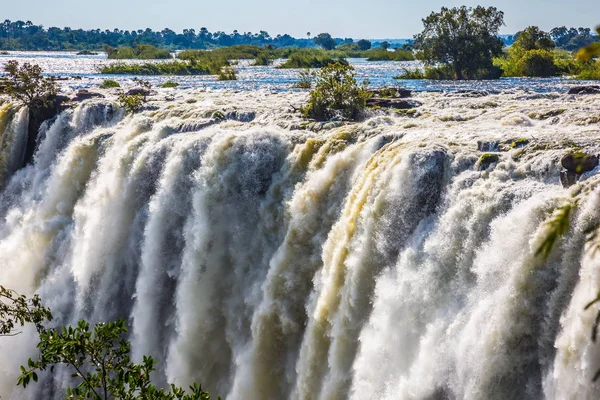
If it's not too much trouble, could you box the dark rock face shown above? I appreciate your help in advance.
[567,86,600,95]
[71,89,105,102]
[559,153,599,188]
[367,98,421,109]
[560,171,579,188]
[127,88,151,97]
[561,153,598,174]
[24,96,67,166]
[368,88,412,98]
[477,141,500,152]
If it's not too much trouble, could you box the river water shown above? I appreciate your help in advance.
[0,51,596,93]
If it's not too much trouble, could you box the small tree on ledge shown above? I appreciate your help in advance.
[2,60,58,108]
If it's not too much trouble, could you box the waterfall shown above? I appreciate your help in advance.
[1,91,600,399]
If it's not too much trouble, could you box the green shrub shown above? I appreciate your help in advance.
[393,68,426,79]
[253,53,272,66]
[118,93,144,114]
[99,79,120,89]
[364,49,414,61]
[100,60,220,75]
[293,68,315,89]
[217,66,237,80]
[517,50,557,77]
[300,62,371,121]
[575,63,600,80]
[178,45,270,61]
[104,44,171,60]
[160,81,179,88]
[279,49,348,69]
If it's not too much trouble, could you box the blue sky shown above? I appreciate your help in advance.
[3,0,597,38]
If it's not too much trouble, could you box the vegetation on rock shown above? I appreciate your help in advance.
[2,60,58,108]
[300,62,370,121]
[99,79,121,89]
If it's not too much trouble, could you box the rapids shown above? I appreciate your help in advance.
[1,88,600,399]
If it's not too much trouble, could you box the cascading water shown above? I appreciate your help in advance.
[1,89,600,399]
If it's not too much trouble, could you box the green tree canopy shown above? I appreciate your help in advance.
[2,61,58,108]
[357,39,372,51]
[314,33,336,50]
[0,285,52,337]
[18,319,219,400]
[513,26,555,52]
[413,6,505,80]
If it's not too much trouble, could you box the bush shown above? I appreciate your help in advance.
[217,66,237,80]
[517,49,557,77]
[575,62,600,80]
[364,49,414,61]
[253,53,272,66]
[393,68,425,79]
[160,81,179,88]
[293,68,315,89]
[279,49,347,68]
[118,93,144,114]
[99,60,221,75]
[2,60,58,108]
[99,79,120,89]
[104,44,171,60]
[300,62,371,121]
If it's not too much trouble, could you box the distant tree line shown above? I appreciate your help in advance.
[0,19,367,51]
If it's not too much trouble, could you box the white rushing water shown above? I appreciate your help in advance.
[1,88,600,399]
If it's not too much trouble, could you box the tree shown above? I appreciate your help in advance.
[18,319,218,400]
[0,285,52,337]
[513,26,555,52]
[380,41,390,50]
[300,62,370,121]
[357,39,371,51]
[314,33,336,50]
[2,60,58,108]
[517,49,556,77]
[413,6,505,80]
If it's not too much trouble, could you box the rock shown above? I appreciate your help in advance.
[560,171,579,188]
[567,85,600,95]
[367,98,421,109]
[561,153,599,174]
[455,90,492,97]
[71,89,105,102]
[559,153,599,188]
[477,141,500,152]
[478,153,500,170]
[369,88,412,98]
[127,88,151,97]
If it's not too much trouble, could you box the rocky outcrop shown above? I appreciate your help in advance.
[127,88,151,97]
[567,85,600,95]
[368,88,412,98]
[367,98,421,109]
[561,153,598,174]
[559,153,599,188]
[71,89,105,102]
[478,153,500,170]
